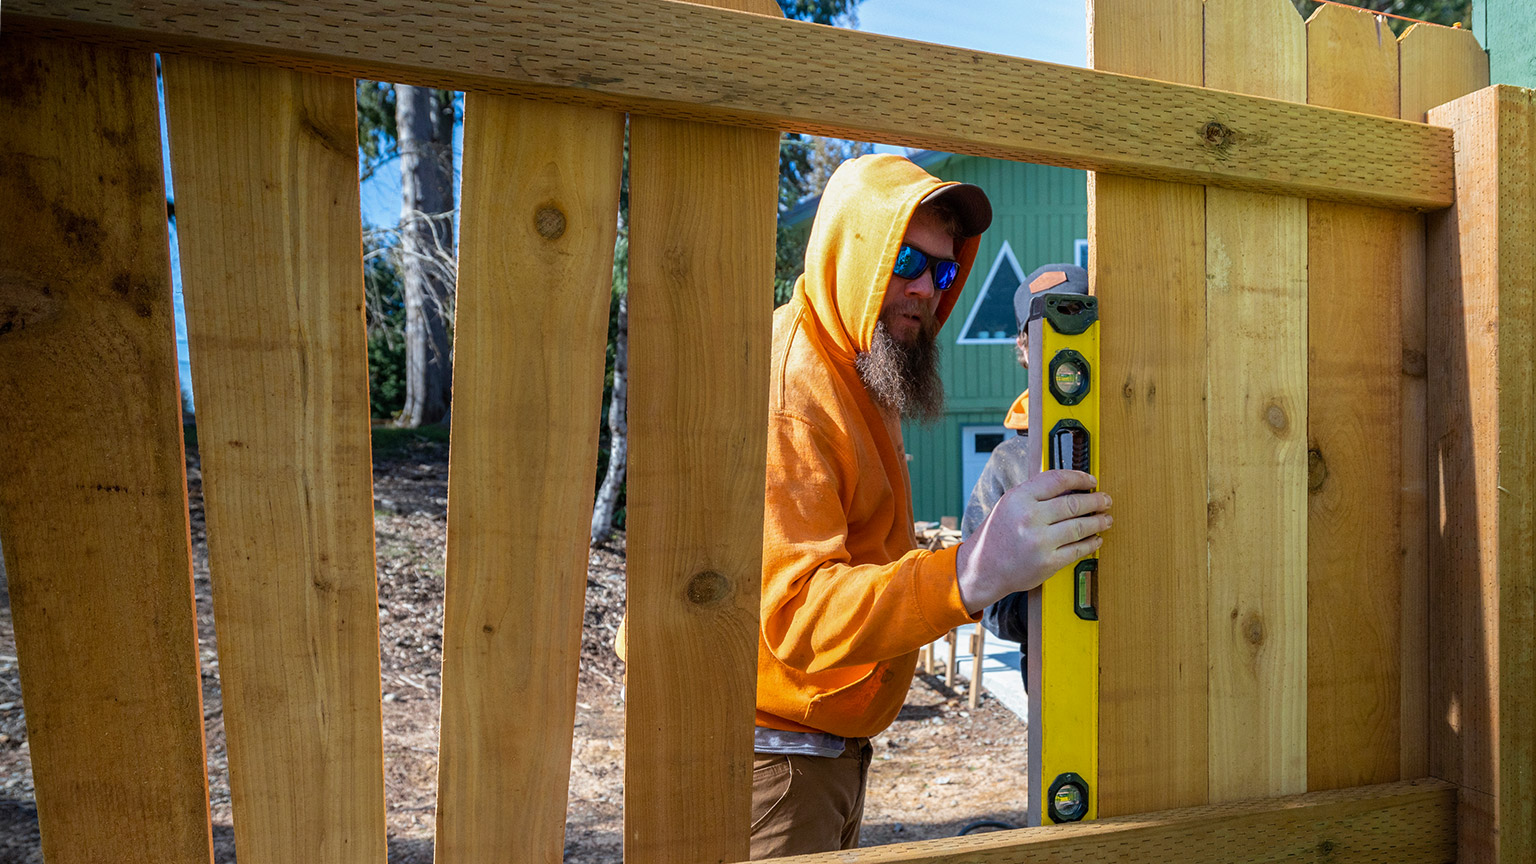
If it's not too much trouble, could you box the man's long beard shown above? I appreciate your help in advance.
[856,314,945,422]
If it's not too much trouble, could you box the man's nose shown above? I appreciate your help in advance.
[905,269,936,299]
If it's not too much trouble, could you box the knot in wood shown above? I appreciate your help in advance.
[1242,612,1265,646]
[1308,448,1328,492]
[686,570,730,606]
[535,205,567,240]
[1264,403,1288,433]
[1201,121,1234,147]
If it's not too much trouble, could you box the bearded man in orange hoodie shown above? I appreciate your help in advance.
[751,155,1113,857]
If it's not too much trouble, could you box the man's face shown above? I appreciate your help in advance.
[854,205,955,422]
[878,206,955,346]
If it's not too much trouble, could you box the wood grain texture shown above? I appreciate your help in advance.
[1399,24,1490,124]
[1305,3,1404,793]
[1425,90,1498,863]
[0,34,213,864]
[1397,22,1490,784]
[745,779,1455,864]
[623,1,779,859]
[1202,0,1308,804]
[2,0,1453,210]
[1426,84,1536,864]
[1089,0,1209,817]
[1493,83,1535,864]
[433,95,623,864]
[162,57,386,863]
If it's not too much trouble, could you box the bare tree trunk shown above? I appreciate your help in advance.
[591,292,628,544]
[395,84,455,427]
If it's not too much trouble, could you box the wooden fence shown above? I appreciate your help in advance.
[0,1,1530,862]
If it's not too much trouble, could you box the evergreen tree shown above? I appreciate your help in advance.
[1290,0,1473,33]
[355,82,459,428]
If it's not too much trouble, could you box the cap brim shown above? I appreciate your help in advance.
[922,183,992,236]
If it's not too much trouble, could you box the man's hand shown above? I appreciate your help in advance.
[954,470,1111,614]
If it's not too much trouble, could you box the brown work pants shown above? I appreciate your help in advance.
[749,738,873,859]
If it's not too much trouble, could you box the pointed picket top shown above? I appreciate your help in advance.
[1204,0,1306,102]
[1400,22,1490,122]
[1306,1,1400,116]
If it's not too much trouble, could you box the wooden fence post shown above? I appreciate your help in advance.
[1427,83,1536,864]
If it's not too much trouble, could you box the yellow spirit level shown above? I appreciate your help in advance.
[1025,292,1100,826]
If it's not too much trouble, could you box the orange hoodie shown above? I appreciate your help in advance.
[1004,390,1029,431]
[756,155,983,738]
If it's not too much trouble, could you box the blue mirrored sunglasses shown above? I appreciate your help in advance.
[893,244,960,291]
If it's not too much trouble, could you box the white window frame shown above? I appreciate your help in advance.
[1074,238,1089,268]
[955,239,1025,346]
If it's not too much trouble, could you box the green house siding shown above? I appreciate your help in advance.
[902,156,1088,522]
[1481,0,1536,88]
[904,410,1005,525]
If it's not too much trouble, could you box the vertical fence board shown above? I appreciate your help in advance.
[1427,84,1536,864]
[1398,22,1489,784]
[625,112,777,863]
[625,3,779,857]
[1400,24,1490,124]
[0,35,213,864]
[1304,3,1404,792]
[162,58,387,862]
[1202,0,1308,804]
[433,95,623,864]
[1088,0,1209,816]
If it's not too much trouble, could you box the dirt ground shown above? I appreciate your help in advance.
[0,432,1030,862]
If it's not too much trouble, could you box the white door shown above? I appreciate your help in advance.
[961,424,1012,519]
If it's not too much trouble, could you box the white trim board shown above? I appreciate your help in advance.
[955,239,1025,345]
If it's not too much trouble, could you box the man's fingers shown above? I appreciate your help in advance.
[1049,512,1113,547]
[1028,469,1097,501]
[1040,491,1112,524]
[1052,535,1104,570]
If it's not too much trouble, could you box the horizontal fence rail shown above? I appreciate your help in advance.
[5,0,1453,210]
[752,779,1457,864]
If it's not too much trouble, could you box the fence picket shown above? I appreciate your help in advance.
[163,57,387,861]
[1202,0,1309,804]
[1304,3,1406,792]
[0,35,213,864]
[624,4,780,856]
[1398,21,1489,784]
[433,95,623,863]
[1088,0,1210,816]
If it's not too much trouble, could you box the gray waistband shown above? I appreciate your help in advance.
[753,725,847,758]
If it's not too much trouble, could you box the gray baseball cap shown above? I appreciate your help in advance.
[1015,263,1088,330]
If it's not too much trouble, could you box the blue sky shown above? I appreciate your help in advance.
[857,0,1086,67]
[174,0,1091,403]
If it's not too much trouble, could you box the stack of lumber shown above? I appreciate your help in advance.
[915,521,962,551]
